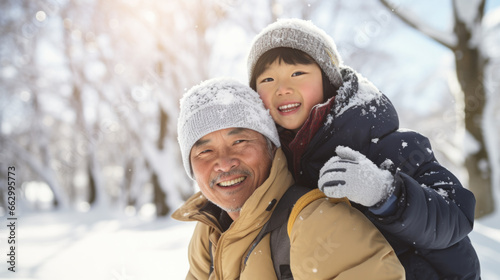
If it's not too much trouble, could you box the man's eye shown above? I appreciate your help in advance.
[199,149,211,155]
[234,140,246,144]
[292,71,305,77]
[260,77,274,83]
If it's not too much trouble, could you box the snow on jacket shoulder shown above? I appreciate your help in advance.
[172,149,405,280]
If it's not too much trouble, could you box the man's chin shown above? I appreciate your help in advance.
[213,201,242,213]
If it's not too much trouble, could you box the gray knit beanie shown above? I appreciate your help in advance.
[248,18,343,88]
[177,78,281,180]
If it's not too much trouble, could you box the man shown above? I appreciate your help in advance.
[172,78,405,279]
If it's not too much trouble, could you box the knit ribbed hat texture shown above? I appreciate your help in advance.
[177,78,281,179]
[248,18,343,88]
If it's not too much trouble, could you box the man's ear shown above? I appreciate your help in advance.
[189,163,196,181]
[269,144,279,161]
[188,151,195,180]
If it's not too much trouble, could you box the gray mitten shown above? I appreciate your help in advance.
[318,146,395,207]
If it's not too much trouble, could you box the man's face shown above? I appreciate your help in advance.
[190,128,273,219]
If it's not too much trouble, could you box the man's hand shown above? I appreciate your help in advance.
[318,146,394,207]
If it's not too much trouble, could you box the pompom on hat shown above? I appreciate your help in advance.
[177,78,281,179]
[247,18,343,88]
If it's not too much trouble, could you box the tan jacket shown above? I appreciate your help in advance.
[172,149,405,280]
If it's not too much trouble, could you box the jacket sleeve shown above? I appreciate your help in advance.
[186,222,212,280]
[289,199,405,280]
[367,130,476,249]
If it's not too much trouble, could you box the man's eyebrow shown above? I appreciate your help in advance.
[193,138,210,148]
[193,128,248,148]
[227,128,246,136]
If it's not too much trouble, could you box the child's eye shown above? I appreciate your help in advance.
[292,71,305,77]
[260,77,274,83]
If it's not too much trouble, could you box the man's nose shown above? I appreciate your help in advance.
[214,153,239,172]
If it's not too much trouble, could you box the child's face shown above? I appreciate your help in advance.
[255,59,323,132]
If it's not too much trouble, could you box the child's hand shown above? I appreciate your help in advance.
[318,146,395,207]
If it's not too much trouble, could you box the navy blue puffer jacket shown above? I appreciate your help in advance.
[284,67,481,280]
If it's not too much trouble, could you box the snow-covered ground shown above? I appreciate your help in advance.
[0,208,499,280]
[0,210,195,280]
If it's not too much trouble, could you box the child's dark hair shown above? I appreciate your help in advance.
[250,47,338,102]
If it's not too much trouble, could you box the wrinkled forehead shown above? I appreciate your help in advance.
[193,128,246,147]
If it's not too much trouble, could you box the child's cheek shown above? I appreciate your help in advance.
[257,92,272,110]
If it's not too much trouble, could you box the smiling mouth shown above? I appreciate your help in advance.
[278,103,301,113]
[218,176,246,187]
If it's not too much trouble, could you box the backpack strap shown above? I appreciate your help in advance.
[264,185,314,235]
[287,189,350,237]
[241,185,313,279]
[243,185,312,266]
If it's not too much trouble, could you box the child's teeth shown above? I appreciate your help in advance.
[279,103,300,111]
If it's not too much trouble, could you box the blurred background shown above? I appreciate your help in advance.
[1,0,499,279]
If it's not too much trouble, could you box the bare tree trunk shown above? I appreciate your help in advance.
[379,0,494,218]
[152,172,169,216]
[123,159,136,207]
[87,160,97,205]
[151,61,170,217]
[61,3,104,208]
[452,1,494,217]
[150,107,170,217]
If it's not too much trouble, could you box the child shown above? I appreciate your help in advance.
[248,18,480,280]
